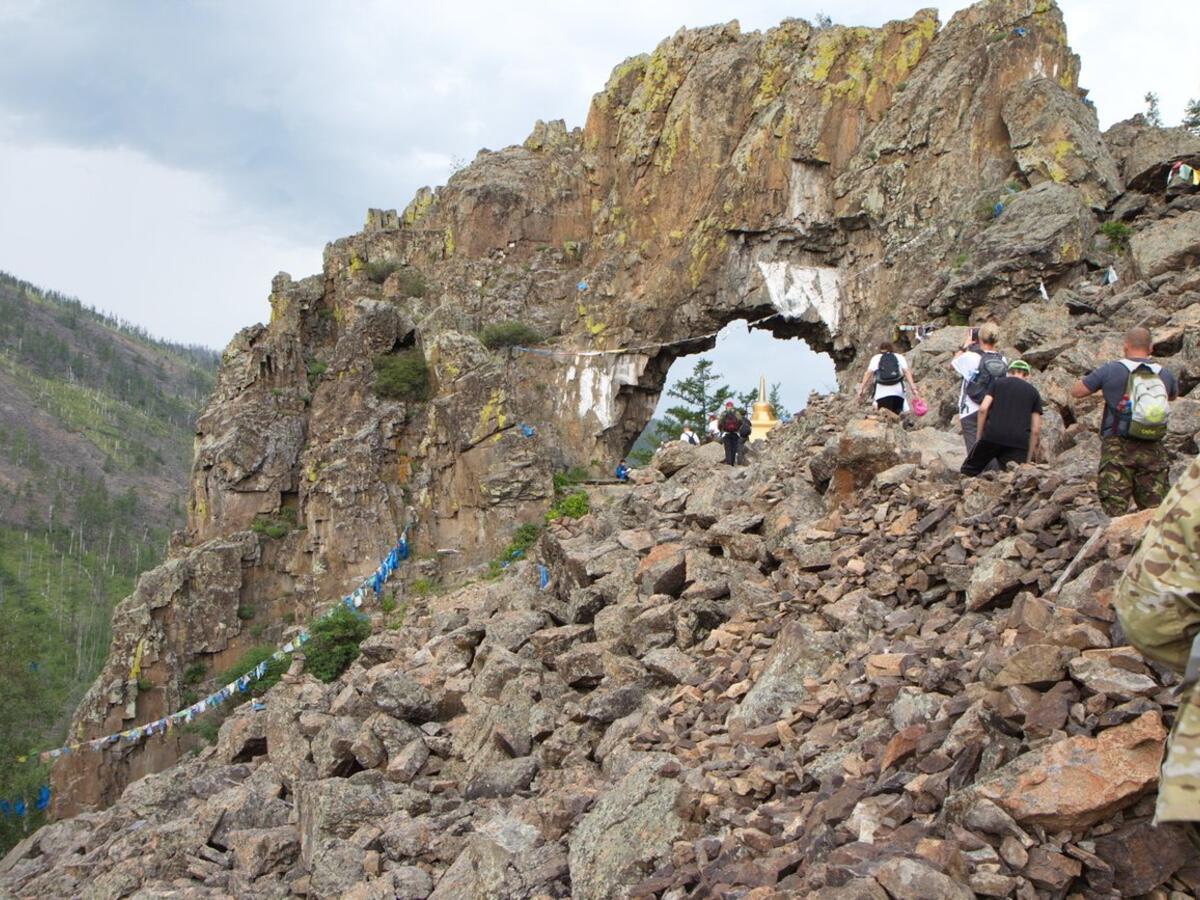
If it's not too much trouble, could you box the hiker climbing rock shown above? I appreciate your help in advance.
[1070,327,1178,516]
[1115,452,1200,826]
[960,360,1043,476]
[951,323,1008,462]
[855,340,921,416]
[718,400,743,466]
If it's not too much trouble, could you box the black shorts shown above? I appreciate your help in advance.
[876,396,904,415]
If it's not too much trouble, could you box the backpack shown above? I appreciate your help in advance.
[737,415,752,438]
[720,410,740,432]
[875,351,903,386]
[1116,361,1170,440]
[964,351,1008,404]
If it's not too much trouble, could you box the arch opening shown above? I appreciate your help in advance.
[625,318,837,463]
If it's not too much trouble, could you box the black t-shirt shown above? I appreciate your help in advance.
[981,378,1044,449]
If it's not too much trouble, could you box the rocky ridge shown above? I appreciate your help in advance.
[6,385,1200,896]
[37,0,1200,877]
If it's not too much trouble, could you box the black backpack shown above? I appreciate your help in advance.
[965,351,1008,404]
[875,352,903,386]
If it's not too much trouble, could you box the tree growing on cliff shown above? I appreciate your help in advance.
[1144,91,1163,127]
[1185,96,1200,133]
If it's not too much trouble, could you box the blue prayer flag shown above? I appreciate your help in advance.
[14,800,25,816]
[537,564,549,590]
[1,800,10,816]
[36,786,50,811]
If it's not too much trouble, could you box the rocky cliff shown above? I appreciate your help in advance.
[20,0,1200,894]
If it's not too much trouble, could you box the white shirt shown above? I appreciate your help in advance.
[680,430,700,445]
[705,420,720,438]
[952,349,1007,419]
[868,353,909,402]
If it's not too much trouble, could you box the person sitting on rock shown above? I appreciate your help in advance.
[614,459,630,482]
[679,424,700,446]
[718,401,742,466]
[1070,326,1178,516]
[855,340,921,416]
[1114,451,1200,829]
[960,360,1043,476]
[952,323,1008,459]
[705,414,720,443]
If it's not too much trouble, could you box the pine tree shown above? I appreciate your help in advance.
[653,359,733,443]
[1144,92,1163,127]
[1184,97,1200,134]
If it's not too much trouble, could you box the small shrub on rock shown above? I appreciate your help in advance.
[479,321,543,350]
[304,605,372,683]
[363,260,401,284]
[1100,220,1133,249]
[373,350,430,402]
[545,490,590,523]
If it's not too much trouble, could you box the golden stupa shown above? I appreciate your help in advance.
[748,375,779,443]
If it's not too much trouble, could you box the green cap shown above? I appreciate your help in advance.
[1008,359,1031,373]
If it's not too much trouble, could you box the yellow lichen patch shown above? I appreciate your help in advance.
[306,462,321,483]
[804,30,845,84]
[443,227,455,257]
[585,316,608,336]
[657,116,685,174]
[476,389,508,441]
[1059,240,1078,261]
[1052,139,1075,161]
[349,252,363,276]
[402,190,434,225]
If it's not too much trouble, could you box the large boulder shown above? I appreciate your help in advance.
[567,754,689,900]
[1131,210,1200,279]
[727,621,843,730]
[1103,115,1200,187]
[974,710,1166,829]
[1002,76,1122,208]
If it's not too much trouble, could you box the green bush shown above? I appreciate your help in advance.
[479,321,543,350]
[552,466,589,493]
[183,661,207,684]
[363,259,401,284]
[380,595,398,614]
[216,645,290,701]
[236,605,255,621]
[304,605,372,683]
[394,269,428,298]
[373,350,430,402]
[251,515,289,539]
[306,358,328,389]
[1100,220,1133,249]
[545,490,590,523]
[410,577,436,596]
[136,676,153,692]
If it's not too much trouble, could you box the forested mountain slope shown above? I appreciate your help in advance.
[0,271,217,851]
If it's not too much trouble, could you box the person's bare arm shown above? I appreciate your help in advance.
[856,367,873,400]
[1028,412,1042,462]
[904,366,919,398]
[951,327,973,362]
[975,395,993,438]
[1069,379,1095,400]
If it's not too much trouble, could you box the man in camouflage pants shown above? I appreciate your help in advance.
[1115,453,1200,824]
[1071,327,1178,516]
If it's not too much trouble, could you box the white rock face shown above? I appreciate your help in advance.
[565,353,650,431]
[757,261,842,335]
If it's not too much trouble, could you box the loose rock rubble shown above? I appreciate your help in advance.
[5,398,1199,899]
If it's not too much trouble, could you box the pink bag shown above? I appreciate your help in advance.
[912,397,928,417]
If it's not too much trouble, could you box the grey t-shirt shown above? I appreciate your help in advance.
[1081,358,1178,435]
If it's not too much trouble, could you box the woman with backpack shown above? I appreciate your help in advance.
[855,341,921,415]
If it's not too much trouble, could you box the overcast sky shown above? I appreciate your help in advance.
[0,1,1195,397]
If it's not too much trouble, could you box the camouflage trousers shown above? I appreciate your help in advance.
[1115,453,1200,823]
[1118,589,1200,823]
[1098,435,1169,517]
